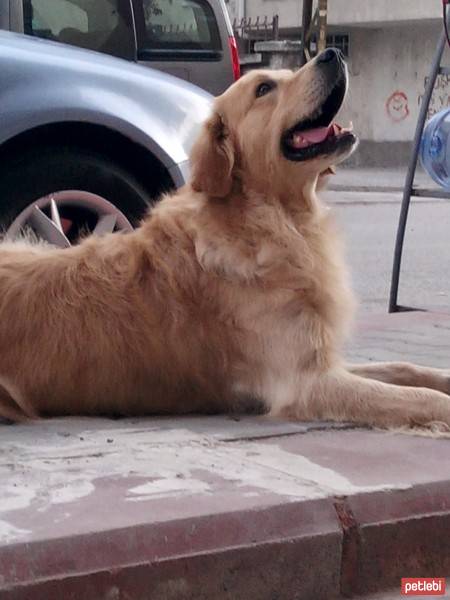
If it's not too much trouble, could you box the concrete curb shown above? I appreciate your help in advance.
[1,311,450,600]
[0,499,343,600]
[328,185,404,193]
[335,481,450,596]
[2,480,450,598]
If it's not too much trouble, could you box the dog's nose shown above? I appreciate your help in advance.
[316,48,341,64]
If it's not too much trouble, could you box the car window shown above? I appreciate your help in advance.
[139,0,221,52]
[23,0,135,59]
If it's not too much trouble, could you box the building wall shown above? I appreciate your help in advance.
[224,1,449,164]
[241,0,301,26]
[224,0,243,23]
[328,0,441,27]
[227,0,441,28]
[340,23,444,143]
[341,22,450,164]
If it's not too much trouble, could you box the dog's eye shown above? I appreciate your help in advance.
[255,81,276,98]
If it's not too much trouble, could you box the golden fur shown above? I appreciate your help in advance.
[0,58,449,429]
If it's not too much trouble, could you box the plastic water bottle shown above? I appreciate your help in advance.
[420,108,450,188]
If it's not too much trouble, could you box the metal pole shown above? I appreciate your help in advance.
[273,14,279,41]
[388,29,446,312]
[300,0,313,65]
[318,0,327,52]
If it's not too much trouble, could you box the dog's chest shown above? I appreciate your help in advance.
[196,205,354,378]
[227,292,313,408]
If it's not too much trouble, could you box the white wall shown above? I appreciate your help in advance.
[242,0,301,26]
[328,0,441,27]
[340,23,445,142]
[225,0,244,23]
[224,2,449,148]
[237,0,441,29]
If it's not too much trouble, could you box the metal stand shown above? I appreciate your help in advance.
[389,26,450,312]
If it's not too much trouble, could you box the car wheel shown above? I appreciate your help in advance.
[0,146,152,245]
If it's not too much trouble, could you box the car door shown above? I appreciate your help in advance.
[132,0,234,95]
[15,0,136,60]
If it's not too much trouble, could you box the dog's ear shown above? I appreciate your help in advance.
[190,112,235,198]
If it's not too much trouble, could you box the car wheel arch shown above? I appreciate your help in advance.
[0,121,176,201]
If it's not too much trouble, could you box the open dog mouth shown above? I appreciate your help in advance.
[281,77,356,162]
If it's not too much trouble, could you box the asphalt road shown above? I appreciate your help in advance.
[322,191,450,314]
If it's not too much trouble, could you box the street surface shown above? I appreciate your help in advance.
[324,190,450,314]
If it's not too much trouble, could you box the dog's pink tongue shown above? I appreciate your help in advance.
[292,125,333,148]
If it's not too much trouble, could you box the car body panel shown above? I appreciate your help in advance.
[133,0,235,95]
[0,2,8,29]
[169,159,191,188]
[3,0,235,94]
[0,30,212,185]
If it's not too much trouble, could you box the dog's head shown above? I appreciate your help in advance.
[190,48,357,199]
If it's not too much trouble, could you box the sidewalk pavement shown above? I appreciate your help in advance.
[329,166,436,193]
[1,309,450,600]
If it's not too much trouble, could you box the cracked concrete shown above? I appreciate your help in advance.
[1,310,450,599]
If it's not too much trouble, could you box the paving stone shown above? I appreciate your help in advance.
[1,311,450,599]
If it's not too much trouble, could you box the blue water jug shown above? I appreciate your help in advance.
[420,108,450,188]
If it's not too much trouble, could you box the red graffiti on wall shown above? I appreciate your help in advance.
[386,91,409,122]
[419,75,450,118]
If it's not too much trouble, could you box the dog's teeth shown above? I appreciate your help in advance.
[339,121,354,134]
[292,133,305,148]
[344,121,354,133]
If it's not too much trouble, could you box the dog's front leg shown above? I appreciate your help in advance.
[282,367,450,430]
[346,362,450,396]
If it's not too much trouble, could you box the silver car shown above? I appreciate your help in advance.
[0,30,212,243]
[0,0,239,95]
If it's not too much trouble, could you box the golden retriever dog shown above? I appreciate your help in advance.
[0,48,449,429]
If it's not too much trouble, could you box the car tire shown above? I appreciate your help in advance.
[0,145,152,235]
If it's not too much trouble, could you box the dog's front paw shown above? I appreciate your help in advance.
[438,368,450,396]
[445,372,450,396]
[432,368,450,396]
